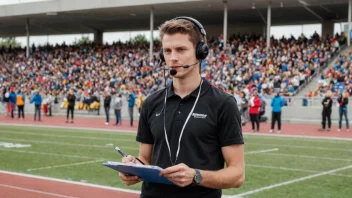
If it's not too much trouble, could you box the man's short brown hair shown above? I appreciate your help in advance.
[159,18,206,48]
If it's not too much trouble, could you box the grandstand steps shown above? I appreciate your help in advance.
[296,45,352,96]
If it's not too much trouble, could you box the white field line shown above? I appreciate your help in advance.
[0,138,277,156]
[2,123,352,142]
[3,130,350,152]
[228,164,352,198]
[245,148,279,154]
[0,130,136,142]
[261,153,352,162]
[242,131,352,142]
[0,184,77,198]
[248,143,352,152]
[0,148,104,160]
[0,170,141,194]
[0,138,139,150]
[0,142,277,157]
[246,164,352,178]
[0,123,137,134]
[27,160,105,172]
[247,164,318,173]
[2,129,351,151]
[244,135,352,145]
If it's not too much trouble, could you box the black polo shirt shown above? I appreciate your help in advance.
[136,79,243,198]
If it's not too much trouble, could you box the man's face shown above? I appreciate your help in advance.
[162,33,198,79]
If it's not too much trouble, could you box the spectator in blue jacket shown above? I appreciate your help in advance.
[270,91,285,133]
[30,90,43,121]
[9,88,17,119]
[127,88,135,127]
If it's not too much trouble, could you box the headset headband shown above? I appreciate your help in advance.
[174,16,207,37]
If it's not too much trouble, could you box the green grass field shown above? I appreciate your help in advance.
[0,125,351,198]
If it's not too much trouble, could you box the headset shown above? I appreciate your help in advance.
[159,16,209,65]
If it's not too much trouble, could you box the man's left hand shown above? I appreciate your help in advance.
[159,163,196,187]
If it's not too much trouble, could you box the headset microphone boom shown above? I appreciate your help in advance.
[169,61,199,76]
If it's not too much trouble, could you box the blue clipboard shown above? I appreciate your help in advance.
[103,161,174,185]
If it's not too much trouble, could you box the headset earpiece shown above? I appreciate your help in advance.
[159,48,165,63]
[196,41,209,60]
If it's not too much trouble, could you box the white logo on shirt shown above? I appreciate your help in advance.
[192,113,207,119]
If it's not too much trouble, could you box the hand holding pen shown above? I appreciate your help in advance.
[116,146,144,186]
[115,147,145,165]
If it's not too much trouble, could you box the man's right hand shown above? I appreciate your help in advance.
[119,155,142,186]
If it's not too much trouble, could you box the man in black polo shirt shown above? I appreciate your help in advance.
[119,16,244,198]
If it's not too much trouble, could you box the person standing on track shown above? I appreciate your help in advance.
[337,91,349,132]
[113,93,123,125]
[269,91,285,133]
[248,90,261,132]
[30,90,42,121]
[66,89,76,123]
[104,91,111,125]
[16,88,25,119]
[127,88,135,127]
[319,90,333,131]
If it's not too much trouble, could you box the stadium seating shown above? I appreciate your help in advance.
[0,32,344,103]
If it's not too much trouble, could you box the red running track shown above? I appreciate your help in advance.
[0,114,351,139]
[0,171,140,198]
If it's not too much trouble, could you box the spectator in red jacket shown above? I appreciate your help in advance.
[248,90,262,132]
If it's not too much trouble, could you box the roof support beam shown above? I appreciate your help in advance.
[223,0,228,50]
[319,5,333,13]
[149,7,154,62]
[256,9,266,24]
[266,1,271,49]
[348,0,351,46]
[298,0,324,21]
[26,18,30,58]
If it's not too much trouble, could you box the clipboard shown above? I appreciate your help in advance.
[103,161,174,185]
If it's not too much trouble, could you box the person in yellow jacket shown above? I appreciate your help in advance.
[136,92,144,114]
[16,89,25,119]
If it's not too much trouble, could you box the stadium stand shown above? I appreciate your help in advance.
[0,32,344,102]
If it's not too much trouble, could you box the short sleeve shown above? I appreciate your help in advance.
[217,96,244,147]
[136,98,154,144]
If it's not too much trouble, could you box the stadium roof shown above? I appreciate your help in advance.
[0,0,349,37]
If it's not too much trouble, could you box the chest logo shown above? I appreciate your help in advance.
[192,113,207,119]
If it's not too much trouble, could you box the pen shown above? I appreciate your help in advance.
[115,146,145,165]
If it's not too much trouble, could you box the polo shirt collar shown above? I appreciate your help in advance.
[167,78,211,98]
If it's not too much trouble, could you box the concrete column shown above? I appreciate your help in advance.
[322,21,334,38]
[348,0,351,46]
[26,18,30,58]
[149,7,154,63]
[223,1,228,50]
[94,30,103,44]
[266,2,271,49]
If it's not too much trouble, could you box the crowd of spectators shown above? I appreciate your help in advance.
[313,51,352,98]
[0,31,346,109]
